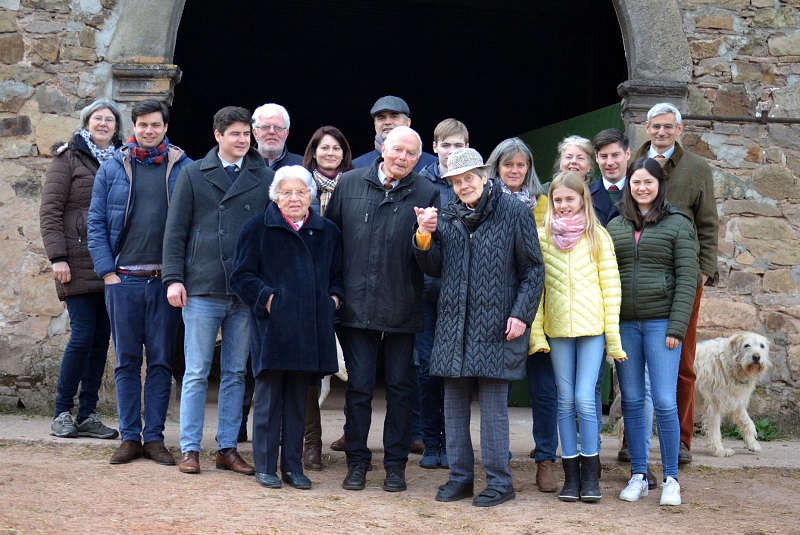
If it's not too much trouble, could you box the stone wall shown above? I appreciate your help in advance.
[0,0,118,412]
[1,0,799,434]
[679,0,800,434]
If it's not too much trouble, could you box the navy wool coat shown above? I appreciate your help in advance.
[230,202,344,378]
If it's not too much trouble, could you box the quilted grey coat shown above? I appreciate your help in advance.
[413,182,544,380]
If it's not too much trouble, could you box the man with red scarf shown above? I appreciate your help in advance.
[88,99,192,466]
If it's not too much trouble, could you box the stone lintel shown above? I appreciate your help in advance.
[111,63,182,105]
[618,79,689,149]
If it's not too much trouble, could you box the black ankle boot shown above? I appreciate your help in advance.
[580,454,601,502]
[558,456,581,502]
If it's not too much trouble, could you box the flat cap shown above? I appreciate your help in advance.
[370,95,410,117]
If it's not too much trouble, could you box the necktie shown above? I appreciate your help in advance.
[224,164,239,183]
[654,154,667,167]
[384,178,393,190]
[608,185,619,191]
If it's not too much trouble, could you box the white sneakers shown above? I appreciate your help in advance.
[619,473,649,502]
[660,476,681,506]
[620,474,681,506]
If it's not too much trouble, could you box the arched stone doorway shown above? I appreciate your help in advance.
[103,0,693,141]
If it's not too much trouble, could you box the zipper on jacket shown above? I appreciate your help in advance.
[568,249,574,336]
[632,225,641,318]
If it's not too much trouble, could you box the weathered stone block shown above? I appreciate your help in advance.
[682,133,716,159]
[765,312,800,334]
[695,58,732,77]
[0,65,50,86]
[762,268,800,294]
[0,32,24,64]
[687,86,713,115]
[19,276,64,317]
[78,28,95,48]
[771,86,800,119]
[691,39,723,59]
[782,202,800,232]
[733,61,775,84]
[714,90,753,116]
[60,45,96,61]
[0,115,31,137]
[753,164,800,200]
[765,147,783,164]
[35,84,73,114]
[696,15,735,30]
[699,299,758,330]
[0,0,21,10]
[753,7,797,28]
[683,0,749,8]
[739,217,800,265]
[723,200,782,217]
[1,141,35,158]
[745,146,761,163]
[727,270,759,294]
[740,36,767,56]
[34,114,79,157]
[29,37,60,65]
[768,124,800,152]
[713,167,748,199]
[24,20,63,33]
[0,80,33,112]
[769,31,800,56]
[0,10,17,33]
[20,0,69,11]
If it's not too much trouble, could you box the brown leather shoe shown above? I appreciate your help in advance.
[303,442,324,471]
[109,440,142,464]
[179,451,201,474]
[216,448,255,475]
[142,440,176,466]
[678,442,692,464]
[536,460,558,492]
[330,433,345,452]
[410,439,424,455]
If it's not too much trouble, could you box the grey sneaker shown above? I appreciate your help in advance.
[51,411,78,438]
[76,413,119,439]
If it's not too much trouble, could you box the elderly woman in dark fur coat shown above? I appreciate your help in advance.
[230,165,343,491]
[413,148,544,508]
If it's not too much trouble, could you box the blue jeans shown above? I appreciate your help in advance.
[179,295,250,452]
[525,352,558,462]
[617,319,681,479]
[415,300,444,450]
[105,274,181,443]
[55,292,112,420]
[549,335,605,457]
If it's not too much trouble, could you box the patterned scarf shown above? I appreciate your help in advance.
[127,135,169,165]
[550,212,587,252]
[452,180,494,234]
[373,135,383,152]
[498,180,536,210]
[312,168,341,216]
[78,128,116,163]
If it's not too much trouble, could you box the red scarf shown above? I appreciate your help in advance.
[127,135,169,165]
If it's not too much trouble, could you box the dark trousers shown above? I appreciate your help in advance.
[415,300,445,449]
[105,274,181,443]
[338,326,415,467]
[252,370,312,475]
[678,285,703,449]
[525,352,559,462]
[55,292,112,420]
[241,354,255,434]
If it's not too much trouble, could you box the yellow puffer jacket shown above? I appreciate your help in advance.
[528,225,626,360]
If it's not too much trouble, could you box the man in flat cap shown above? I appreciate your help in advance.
[352,95,437,172]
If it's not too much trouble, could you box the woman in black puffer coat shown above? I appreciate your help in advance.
[413,148,544,507]
[39,99,124,440]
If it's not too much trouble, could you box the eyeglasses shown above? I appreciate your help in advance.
[90,116,116,124]
[649,123,676,132]
[278,189,310,199]
[256,125,287,134]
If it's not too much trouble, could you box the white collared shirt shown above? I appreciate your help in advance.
[218,154,244,170]
[603,175,626,191]
[647,144,676,160]
[378,163,397,189]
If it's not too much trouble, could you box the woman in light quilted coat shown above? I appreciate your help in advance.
[529,171,626,503]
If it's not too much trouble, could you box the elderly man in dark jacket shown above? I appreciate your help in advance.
[326,126,440,493]
[162,106,273,476]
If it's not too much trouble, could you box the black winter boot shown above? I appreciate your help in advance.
[558,456,581,502]
[579,454,602,502]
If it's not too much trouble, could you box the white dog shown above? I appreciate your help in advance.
[318,336,348,407]
[694,332,771,457]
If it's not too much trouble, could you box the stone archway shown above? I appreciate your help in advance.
[104,0,692,129]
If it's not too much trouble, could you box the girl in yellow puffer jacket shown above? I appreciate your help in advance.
[529,171,627,503]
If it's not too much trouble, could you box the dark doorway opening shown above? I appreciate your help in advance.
[170,0,626,162]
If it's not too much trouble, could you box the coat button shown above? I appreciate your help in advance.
[219,229,226,236]
[245,205,251,211]
[308,230,313,235]
[222,255,228,261]
[219,205,226,211]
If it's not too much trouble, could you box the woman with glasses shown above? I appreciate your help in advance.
[230,166,344,490]
[39,99,123,440]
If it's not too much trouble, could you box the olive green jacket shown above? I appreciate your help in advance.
[607,204,699,340]
[633,141,718,284]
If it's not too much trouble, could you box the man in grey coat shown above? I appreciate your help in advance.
[162,106,274,476]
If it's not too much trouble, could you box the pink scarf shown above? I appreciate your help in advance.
[551,212,586,251]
